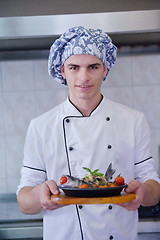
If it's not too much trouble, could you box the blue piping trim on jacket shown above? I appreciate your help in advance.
[75,205,84,240]
[134,156,152,165]
[63,115,85,240]
[63,117,73,176]
[68,95,103,116]
[23,165,46,173]
[63,115,89,176]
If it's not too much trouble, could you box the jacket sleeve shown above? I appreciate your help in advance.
[134,113,160,183]
[17,119,47,194]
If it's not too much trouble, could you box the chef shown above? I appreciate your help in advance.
[17,26,160,240]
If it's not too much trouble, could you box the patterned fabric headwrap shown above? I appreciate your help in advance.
[48,26,117,85]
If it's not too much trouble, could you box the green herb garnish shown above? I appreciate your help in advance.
[83,167,104,176]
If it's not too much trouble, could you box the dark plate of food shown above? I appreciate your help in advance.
[58,164,127,198]
[58,184,127,198]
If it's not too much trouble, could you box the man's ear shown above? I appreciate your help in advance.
[61,66,65,78]
[103,65,108,77]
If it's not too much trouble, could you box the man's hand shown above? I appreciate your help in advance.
[117,179,160,211]
[39,180,64,210]
[17,180,64,214]
[118,180,145,211]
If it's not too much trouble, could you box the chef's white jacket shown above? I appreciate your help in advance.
[18,96,160,240]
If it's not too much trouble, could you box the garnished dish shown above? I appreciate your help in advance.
[58,164,127,197]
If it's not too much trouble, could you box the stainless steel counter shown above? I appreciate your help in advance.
[0,220,43,240]
[1,220,160,240]
[0,194,43,239]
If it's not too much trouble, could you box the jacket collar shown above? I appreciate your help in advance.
[64,95,111,117]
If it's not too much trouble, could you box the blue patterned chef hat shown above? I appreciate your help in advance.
[48,26,117,85]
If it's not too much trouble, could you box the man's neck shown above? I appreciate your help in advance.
[69,95,103,117]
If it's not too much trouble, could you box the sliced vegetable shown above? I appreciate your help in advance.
[92,184,99,188]
[99,185,108,188]
[79,184,90,188]
[109,183,117,187]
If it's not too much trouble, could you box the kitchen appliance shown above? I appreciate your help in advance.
[0,10,160,51]
[138,202,160,219]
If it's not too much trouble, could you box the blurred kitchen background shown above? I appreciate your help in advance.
[0,0,160,239]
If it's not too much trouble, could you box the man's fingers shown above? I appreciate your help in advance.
[39,180,62,210]
[45,180,60,195]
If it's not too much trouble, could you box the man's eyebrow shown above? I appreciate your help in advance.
[67,63,102,67]
[89,63,101,66]
[67,63,79,67]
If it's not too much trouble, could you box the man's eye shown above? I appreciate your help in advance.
[89,65,98,69]
[69,66,79,70]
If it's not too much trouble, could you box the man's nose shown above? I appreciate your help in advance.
[79,69,89,81]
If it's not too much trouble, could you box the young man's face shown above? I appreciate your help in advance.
[61,54,107,104]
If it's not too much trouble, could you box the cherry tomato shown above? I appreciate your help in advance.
[60,176,68,184]
[114,176,125,186]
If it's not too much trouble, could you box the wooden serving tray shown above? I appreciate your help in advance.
[51,193,136,205]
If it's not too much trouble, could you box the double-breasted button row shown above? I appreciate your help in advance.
[78,204,113,240]
[69,145,112,150]
[106,117,112,149]
[69,145,112,151]
[66,117,110,122]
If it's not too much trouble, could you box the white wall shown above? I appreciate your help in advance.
[0,52,160,194]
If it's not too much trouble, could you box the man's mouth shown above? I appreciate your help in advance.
[77,85,92,88]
